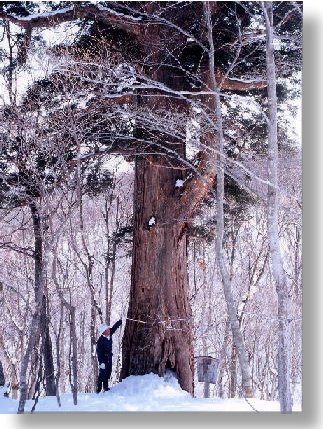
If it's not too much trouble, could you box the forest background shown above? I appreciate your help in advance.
[0,0,302,409]
[0,0,319,426]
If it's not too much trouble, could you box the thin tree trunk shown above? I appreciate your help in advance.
[74,139,102,390]
[0,360,5,387]
[104,192,120,325]
[229,346,237,398]
[262,1,292,413]
[70,307,78,405]
[294,226,301,298]
[0,338,19,399]
[55,302,64,407]
[204,1,253,398]
[27,339,41,400]
[52,244,78,405]
[202,248,212,399]
[202,320,210,398]
[90,297,98,388]
[30,202,56,397]
[18,302,42,412]
[216,320,229,398]
[4,21,16,105]
[17,201,51,413]
[104,190,113,324]
[41,296,56,396]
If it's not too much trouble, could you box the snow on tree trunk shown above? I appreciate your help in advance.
[263,1,292,413]
[120,155,194,394]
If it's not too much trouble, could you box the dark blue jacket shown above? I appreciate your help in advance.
[96,320,122,365]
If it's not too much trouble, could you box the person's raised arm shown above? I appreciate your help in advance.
[110,319,122,336]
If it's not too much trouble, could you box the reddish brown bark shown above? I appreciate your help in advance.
[0,4,143,36]
[119,5,221,392]
[120,155,195,393]
[2,2,266,397]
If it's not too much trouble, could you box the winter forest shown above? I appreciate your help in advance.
[0,0,302,414]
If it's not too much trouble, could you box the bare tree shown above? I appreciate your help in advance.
[17,201,49,413]
[52,239,78,406]
[203,1,253,398]
[262,1,293,413]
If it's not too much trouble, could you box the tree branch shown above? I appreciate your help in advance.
[0,241,34,258]
[216,69,267,92]
[177,151,216,220]
[0,4,143,36]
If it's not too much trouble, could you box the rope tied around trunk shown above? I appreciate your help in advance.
[125,315,193,330]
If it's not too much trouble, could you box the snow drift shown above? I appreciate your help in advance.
[0,373,301,413]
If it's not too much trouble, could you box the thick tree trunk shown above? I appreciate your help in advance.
[121,155,194,394]
[120,3,195,393]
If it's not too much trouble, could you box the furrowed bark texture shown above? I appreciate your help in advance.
[120,155,194,393]
[121,6,196,394]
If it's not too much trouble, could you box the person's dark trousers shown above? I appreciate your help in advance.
[96,363,112,393]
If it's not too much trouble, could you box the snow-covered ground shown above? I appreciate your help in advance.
[0,373,301,414]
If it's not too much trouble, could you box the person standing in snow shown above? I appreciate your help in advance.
[96,319,122,393]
